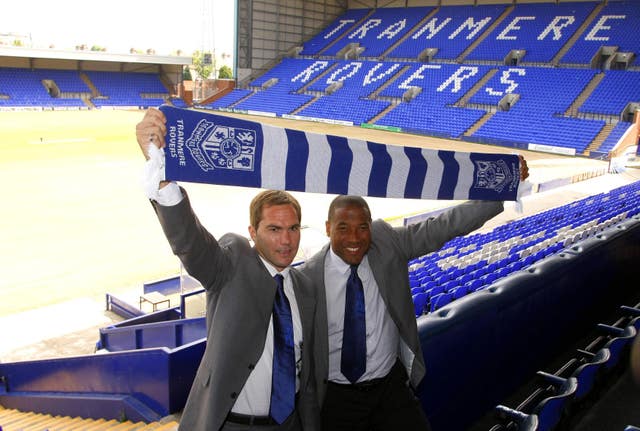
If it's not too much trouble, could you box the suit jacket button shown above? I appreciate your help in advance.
[231,392,237,399]
[248,364,255,370]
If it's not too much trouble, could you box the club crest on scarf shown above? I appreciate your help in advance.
[186,119,256,172]
[474,159,515,193]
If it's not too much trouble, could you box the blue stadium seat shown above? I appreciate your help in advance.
[561,1,640,66]
[532,376,578,431]
[536,347,610,405]
[580,71,640,117]
[597,324,638,372]
[493,405,539,431]
[321,7,433,58]
[430,292,453,312]
[494,376,577,431]
[413,292,428,317]
[389,4,507,60]
[299,8,371,56]
[467,2,596,63]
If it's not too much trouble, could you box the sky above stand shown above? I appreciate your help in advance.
[0,0,235,57]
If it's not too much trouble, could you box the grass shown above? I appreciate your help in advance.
[0,110,180,316]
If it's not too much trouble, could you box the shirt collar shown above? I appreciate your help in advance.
[258,255,291,279]
[327,247,368,275]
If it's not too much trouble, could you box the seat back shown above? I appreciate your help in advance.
[572,348,610,400]
[413,292,428,316]
[533,377,578,431]
[494,404,540,431]
[604,326,637,371]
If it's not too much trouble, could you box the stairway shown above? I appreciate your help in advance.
[582,122,615,156]
[0,405,179,431]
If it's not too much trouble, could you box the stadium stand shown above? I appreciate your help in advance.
[579,70,640,117]
[299,8,372,56]
[206,58,330,115]
[0,68,87,108]
[560,0,640,66]
[466,2,597,63]
[469,66,605,153]
[409,180,640,315]
[376,63,492,137]
[85,71,168,108]
[319,7,434,58]
[0,68,170,109]
[388,4,508,61]
[203,1,638,157]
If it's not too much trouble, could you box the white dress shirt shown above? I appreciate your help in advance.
[324,248,400,384]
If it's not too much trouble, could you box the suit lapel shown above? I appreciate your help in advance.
[250,246,278,320]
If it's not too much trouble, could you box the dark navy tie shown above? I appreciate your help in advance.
[270,273,296,424]
[341,265,366,383]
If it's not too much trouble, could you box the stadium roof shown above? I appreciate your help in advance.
[0,46,191,66]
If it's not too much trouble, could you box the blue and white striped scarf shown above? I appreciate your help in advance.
[160,106,521,201]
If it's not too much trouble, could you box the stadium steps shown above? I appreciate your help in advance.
[552,1,604,66]
[316,9,375,58]
[379,7,439,60]
[291,62,343,114]
[582,122,615,157]
[225,88,257,109]
[463,110,494,137]
[456,4,514,63]
[368,65,412,99]
[0,405,179,431]
[458,68,499,138]
[79,72,100,98]
[564,71,605,117]
[291,95,321,115]
[158,73,176,95]
[368,100,400,125]
[455,68,498,108]
[294,62,341,97]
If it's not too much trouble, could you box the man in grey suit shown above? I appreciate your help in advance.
[301,159,529,430]
[136,108,319,431]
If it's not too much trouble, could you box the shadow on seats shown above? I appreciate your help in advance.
[491,376,578,431]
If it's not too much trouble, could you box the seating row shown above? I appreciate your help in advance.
[0,68,169,108]
[488,303,640,431]
[410,181,640,315]
[205,58,635,154]
[299,2,638,65]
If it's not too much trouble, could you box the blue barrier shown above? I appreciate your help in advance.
[0,340,206,422]
[99,317,206,352]
[105,293,144,320]
[143,276,181,296]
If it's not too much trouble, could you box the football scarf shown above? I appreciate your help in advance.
[159,105,521,201]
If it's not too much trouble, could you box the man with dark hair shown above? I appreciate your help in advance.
[135,108,319,431]
[302,159,529,431]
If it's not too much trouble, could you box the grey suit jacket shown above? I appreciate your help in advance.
[152,191,319,431]
[300,200,503,405]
